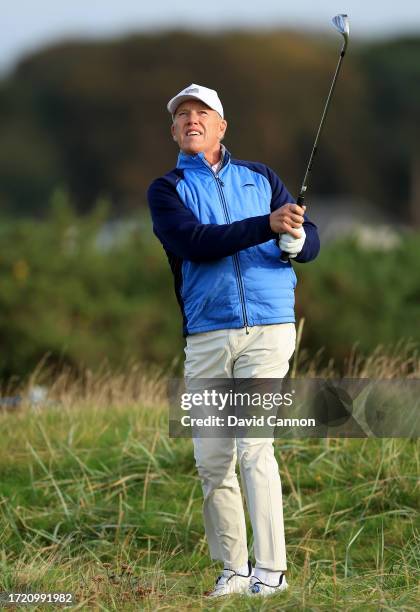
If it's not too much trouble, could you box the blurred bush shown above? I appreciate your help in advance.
[0,194,418,382]
[0,193,183,381]
[297,233,420,363]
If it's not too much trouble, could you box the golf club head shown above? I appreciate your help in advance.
[332,14,349,50]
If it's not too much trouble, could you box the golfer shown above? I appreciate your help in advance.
[147,84,320,597]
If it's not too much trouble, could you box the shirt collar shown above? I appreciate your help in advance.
[176,144,229,171]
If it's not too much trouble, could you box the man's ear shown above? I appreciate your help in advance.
[171,123,177,141]
[219,119,228,140]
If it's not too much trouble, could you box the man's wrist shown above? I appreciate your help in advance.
[267,214,280,239]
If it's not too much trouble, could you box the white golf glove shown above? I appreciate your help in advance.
[279,227,306,258]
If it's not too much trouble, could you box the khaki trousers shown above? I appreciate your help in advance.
[184,323,296,571]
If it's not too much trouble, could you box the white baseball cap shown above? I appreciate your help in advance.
[167,83,224,118]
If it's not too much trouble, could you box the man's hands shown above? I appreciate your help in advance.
[269,203,306,236]
[270,203,306,258]
[279,227,306,258]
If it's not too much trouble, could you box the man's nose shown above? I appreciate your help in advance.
[187,113,199,124]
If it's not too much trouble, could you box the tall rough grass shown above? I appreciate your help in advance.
[0,342,419,610]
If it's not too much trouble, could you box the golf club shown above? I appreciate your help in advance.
[280,13,350,262]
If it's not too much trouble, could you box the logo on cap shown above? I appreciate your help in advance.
[185,88,199,94]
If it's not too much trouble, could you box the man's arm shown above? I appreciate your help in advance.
[293,217,320,262]
[147,177,277,262]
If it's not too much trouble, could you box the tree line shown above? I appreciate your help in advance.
[0,31,419,223]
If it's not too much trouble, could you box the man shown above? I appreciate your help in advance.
[147,84,320,597]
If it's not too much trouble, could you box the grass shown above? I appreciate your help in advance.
[0,346,419,610]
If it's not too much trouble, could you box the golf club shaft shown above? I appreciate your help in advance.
[280,41,348,262]
[299,45,347,203]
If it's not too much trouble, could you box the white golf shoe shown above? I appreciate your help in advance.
[248,572,288,596]
[207,560,252,597]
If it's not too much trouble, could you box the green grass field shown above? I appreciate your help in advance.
[0,354,419,611]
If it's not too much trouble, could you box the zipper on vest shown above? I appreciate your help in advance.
[209,169,250,333]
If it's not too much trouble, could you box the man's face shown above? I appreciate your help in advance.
[171,100,227,157]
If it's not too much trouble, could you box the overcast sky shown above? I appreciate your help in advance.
[2,0,420,74]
